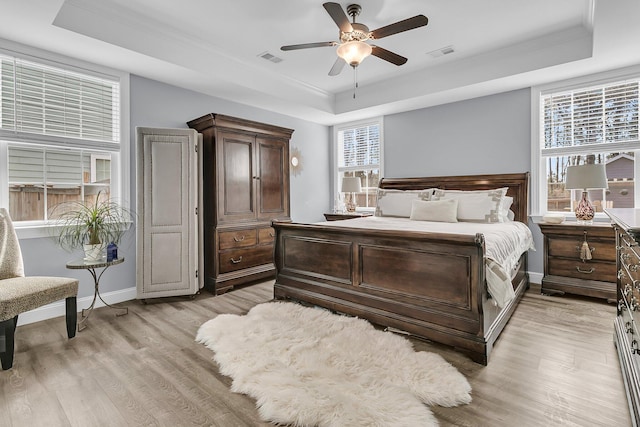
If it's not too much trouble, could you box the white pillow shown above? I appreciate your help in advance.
[410,199,458,223]
[502,196,514,221]
[375,188,434,218]
[432,187,509,223]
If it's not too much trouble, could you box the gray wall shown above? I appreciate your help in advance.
[20,75,331,299]
[383,88,545,276]
[20,78,546,308]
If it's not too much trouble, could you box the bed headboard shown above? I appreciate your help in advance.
[378,172,530,224]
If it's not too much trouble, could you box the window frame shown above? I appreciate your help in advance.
[333,117,384,213]
[531,65,640,220]
[0,39,130,239]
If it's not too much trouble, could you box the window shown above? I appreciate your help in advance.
[532,70,640,217]
[0,43,129,229]
[334,118,383,212]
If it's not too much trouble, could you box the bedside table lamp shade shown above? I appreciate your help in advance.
[565,156,608,224]
[341,177,362,212]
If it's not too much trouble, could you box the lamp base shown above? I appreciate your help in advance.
[575,191,595,225]
[345,193,357,212]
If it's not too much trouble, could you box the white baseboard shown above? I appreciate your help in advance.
[528,271,543,285]
[16,286,137,326]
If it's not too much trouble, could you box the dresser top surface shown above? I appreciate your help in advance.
[605,208,640,232]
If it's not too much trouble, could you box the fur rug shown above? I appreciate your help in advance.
[196,302,471,426]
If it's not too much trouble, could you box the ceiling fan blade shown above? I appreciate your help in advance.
[328,57,346,76]
[323,2,353,33]
[370,15,429,39]
[281,42,336,51]
[371,46,408,66]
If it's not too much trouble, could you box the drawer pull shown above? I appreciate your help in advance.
[230,256,243,264]
[233,235,245,242]
[627,322,635,334]
[619,300,627,312]
[576,266,594,274]
[269,232,275,237]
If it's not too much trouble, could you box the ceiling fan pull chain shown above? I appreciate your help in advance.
[353,67,357,99]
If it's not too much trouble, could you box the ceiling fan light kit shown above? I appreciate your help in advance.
[336,40,372,67]
[280,2,429,78]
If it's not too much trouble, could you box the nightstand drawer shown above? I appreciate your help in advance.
[547,258,616,282]
[547,238,616,262]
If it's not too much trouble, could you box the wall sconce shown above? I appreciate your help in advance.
[565,154,608,224]
[290,146,303,177]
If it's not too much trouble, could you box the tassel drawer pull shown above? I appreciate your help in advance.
[577,231,594,261]
[576,266,595,274]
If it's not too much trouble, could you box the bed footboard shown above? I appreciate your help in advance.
[273,221,527,364]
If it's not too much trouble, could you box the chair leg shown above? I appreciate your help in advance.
[65,297,77,339]
[1,316,17,370]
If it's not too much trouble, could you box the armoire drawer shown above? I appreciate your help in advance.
[547,258,616,282]
[258,227,275,244]
[219,229,257,250]
[218,245,273,274]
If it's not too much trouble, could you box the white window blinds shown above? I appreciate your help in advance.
[338,123,380,170]
[0,55,120,145]
[543,80,639,151]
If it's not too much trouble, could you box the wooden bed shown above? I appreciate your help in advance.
[272,172,530,365]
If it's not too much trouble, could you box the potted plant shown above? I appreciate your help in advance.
[50,191,134,262]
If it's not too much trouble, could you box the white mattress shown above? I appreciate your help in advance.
[317,216,536,308]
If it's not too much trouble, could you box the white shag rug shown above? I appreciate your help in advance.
[196,302,472,426]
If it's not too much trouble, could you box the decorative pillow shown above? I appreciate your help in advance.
[375,189,434,218]
[432,187,509,223]
[409,199,458,223]
[0,208,25,280]
[502,196,514,221]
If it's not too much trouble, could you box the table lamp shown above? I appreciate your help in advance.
[341,177,362,212]
[564,155,608,224]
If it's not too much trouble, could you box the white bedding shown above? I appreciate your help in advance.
[317,216,535,308]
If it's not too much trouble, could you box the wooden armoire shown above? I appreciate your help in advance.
[187,114,293,295]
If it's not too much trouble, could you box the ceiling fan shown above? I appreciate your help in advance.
[281,2,429,76]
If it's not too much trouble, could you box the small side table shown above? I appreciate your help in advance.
[66,257,127,331]
[324,212,373,221]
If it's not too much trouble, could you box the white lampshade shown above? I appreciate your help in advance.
[565,163,608,190]
[341,177,362,193]
[336,41,372,67]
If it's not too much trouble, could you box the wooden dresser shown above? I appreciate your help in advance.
[606,208,640,426]
[539,222,616,302]
[187,114,293,295]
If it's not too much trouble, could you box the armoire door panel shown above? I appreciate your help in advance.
[218,132,255,222]
[150,141,183,226]
[136,128,200,299]
[257,138,289,220]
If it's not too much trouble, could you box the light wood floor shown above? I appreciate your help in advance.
[0,281,632,427]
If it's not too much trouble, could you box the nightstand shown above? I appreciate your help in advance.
[323,212,373,221]
[539,221,616,302]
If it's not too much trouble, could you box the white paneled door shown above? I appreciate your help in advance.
[136,127,202,299]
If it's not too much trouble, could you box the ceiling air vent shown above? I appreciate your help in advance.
[427,45,455,58]
[258,51,283,64]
